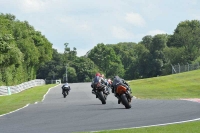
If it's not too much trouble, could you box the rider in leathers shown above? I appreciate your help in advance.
[62,82,71,95]
[91,73,109,94]
[111,76,132,103]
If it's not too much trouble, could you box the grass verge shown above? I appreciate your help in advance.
[129,69,200,99]
[0,84,57,115]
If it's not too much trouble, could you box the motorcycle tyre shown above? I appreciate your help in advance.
[63,90,68,98]
[121,94,131,109]
[97,91,106,104]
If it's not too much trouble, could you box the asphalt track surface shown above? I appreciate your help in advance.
[0,83,200,133]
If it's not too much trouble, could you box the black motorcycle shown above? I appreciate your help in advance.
[93,82,109,104]
[62,87,70,98]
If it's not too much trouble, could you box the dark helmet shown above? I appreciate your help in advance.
[114,75,119,79]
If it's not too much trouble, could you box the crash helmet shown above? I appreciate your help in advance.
[95,72,101,77]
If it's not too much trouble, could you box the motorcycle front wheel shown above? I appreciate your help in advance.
[97,91,106,104]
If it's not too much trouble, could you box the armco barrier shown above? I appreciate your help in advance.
[0,79,45,96]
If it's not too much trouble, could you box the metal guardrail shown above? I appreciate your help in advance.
[0,79,45,96]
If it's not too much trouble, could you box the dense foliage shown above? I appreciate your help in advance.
[0,13,53,85]
[1,12,200,84]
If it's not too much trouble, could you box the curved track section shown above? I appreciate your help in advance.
[0,83,200,133]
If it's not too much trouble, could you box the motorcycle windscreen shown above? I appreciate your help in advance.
[116,85,127,94]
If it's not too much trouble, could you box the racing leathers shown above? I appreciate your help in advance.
[91,76,109,94]
[62,83,71,95]
[111,76,132,95]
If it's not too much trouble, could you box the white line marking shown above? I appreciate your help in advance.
[91,118,200,132]
[0,104,29,117]
[180,98,200,103]
[42,84,60,102]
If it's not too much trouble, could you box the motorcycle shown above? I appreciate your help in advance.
[115,83,132,109]
[62,87,70,98]
[93,81,109,104]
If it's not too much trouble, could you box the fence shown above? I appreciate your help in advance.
[0,79,45,96]
[45,79,61,84]
[171,63,200,74]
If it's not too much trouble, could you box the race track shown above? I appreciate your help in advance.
[0,83,200,133]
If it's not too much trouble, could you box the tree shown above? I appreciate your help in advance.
[137,34,168,77]
[109,42,137,79]
[71,57,99,82]
[134,43,150,78]
[0,13,53,85]
[36,49,63,80]
[141,35,153,50]
[88,43,124,78]
[167,20,200,63]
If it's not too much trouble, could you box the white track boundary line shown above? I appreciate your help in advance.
[0,104,30,117]
[90,118,200,133]
[180,98,200,103]
[91,118,200,132]
[0,84,60,118]
[41,84,60,102]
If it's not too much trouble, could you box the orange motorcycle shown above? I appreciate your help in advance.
[115,84,132,109]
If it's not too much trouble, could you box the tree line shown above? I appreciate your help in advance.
[1,13,200,85]
[0,13,53,85]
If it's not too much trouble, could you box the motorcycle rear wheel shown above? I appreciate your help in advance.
[63,91,68,98]
[121,94,131,109]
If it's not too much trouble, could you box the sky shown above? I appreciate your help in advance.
[0,0,200,56]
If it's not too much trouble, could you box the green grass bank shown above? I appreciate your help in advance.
[0,84,57,115]
[129,69,200,99]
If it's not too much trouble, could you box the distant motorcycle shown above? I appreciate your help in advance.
[62,87,70,98]
[93,81,109,104]
[115,83,132,109]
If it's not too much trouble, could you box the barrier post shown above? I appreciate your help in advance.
[7,87,12,95]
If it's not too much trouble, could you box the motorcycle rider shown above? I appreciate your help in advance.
[62,82,71,95]
[111,76,132,103]
[91,73,109,94]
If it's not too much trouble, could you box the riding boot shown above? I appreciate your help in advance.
[118,99,120,104]
[92,88,95,94]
